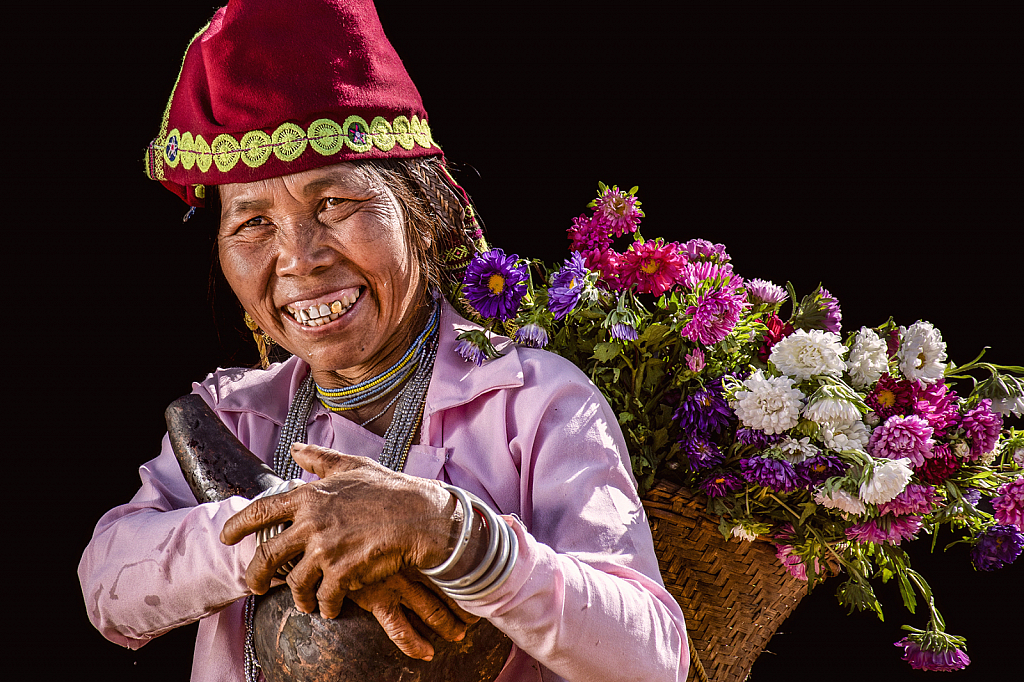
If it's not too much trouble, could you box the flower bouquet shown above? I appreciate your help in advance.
[454,182,1024,678]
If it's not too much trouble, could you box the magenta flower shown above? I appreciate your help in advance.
[580,247,623,291]
[992,477,1024,529]
[866,375,916,421]
[567,213,612,254]
[745,278,788,305]
[678,260,736,291]
[960,398,1003,459]
[914,442,958,484]
[681,289,746,346]
[685,348,706,372]
[878,483,939,516]
[618,240,687,296]
[970,524,1024,570]
[775,544,810,581]
[588,184,643,237]
[816,286,842,333]
[846,516,923,545]
[895,637,970,672]
[867,414,935,467]
[462,248,528,320]
[914,380,960,436]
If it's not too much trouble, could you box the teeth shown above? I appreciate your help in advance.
[286,295,356,327]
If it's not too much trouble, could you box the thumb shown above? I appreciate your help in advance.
[290,442,367,478]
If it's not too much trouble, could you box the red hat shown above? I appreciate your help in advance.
[144,0,441,207]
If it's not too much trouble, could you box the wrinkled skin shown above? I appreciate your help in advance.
[216,163,487,659]
[222,444,486,660]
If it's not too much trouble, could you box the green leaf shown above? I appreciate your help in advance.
[592,342,621,362]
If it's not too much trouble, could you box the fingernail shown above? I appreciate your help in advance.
[455,631,466,641]
[422,655,433,662]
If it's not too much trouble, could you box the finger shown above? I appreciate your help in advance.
[220,494,299,546]
[290,443,375,479]
[286,560,324,615]
[414,573,481,625]
[398,578,466,642]
[316,571,350,620]
[372,602,435,661]
[245,532,305,595]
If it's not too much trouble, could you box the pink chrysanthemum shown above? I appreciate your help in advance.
[846,515,923,545]
[960,398,1003,459]
[681,289,747,346]
[992,477,1024,529]
[686,348,706,372]
[816,286,842,333]
[895,637,970,672]
[775,544,812,580]
[878,483,940,516]
[866,375,917,421]
[868,414,935,467]
[580,248,623,291]
[914,380,960,436]
[618,240,687,296]
[567,214,612,254]
[745,278,788,305]
[679,238,730,264]
[914,442,958,484]
[588,185,643,238]
[678,260,738,291]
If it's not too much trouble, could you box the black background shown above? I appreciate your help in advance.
[15,2,1021,680]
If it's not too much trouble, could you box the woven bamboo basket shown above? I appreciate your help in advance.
[641,479,808,682]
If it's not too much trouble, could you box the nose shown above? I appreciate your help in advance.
[275,221,336,277]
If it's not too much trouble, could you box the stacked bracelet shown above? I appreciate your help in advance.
[251,478,306,579]
[421,484,519,601]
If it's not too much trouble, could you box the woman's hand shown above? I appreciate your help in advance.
[347,571,480,660]
[220,443,457,617]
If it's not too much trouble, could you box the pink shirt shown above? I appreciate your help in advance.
[79,301,689,681]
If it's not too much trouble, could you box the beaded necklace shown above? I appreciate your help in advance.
[244,300,441,682]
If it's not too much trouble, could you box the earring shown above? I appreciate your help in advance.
[243,311,275,370]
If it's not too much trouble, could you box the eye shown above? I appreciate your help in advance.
[323,197,348,209]
[241,216,271,228]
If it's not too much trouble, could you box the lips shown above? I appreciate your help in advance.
[283,288,361,327]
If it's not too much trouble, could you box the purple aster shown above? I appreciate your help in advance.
[992,477,1024,529]
[816,287,842,333]
[514,323,549,349]
[699,471,744,498]
[547,252,590,320]
[960,398,1003,460]
[462,248,528,321]
[455,337,487,366]
[795,454,847,488]
[867,414,935,467]
[682,434,726,471]
[588,184,643,238]
[913,380,960,436]
[970,524,1024,571]
[679,238,730,264]
[674,379,733,435]
[736,427,785,449]
[745,278,788,305]
[681,289,746,346]
[878,483,939,516]
[846,516,923,545]
[895,637,970,672]
[963,487,982,507]
[609,322,638,341]
[740,456,800,492]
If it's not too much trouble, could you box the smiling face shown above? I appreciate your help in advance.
[217,162,430,385]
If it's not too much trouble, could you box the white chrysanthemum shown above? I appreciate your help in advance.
[846,327,889,388]
[953,441,970,458]
[731,525,757,542]
[859,457,913,505]
[992,395,1024,418]
[731,370,806,435]
[1012,447,1024,468]
[776,436,819,463]
[897,321,947,384]
[803,396,862,428]
[819,420,871,452]
[814,487,867,515]
[770,329,848,381]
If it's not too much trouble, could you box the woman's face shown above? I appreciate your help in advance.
[217,162,427,379]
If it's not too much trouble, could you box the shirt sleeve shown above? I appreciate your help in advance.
[455,359,690,682]
[78,406,258,649]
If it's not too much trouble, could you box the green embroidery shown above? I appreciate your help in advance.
[158,115,437,177]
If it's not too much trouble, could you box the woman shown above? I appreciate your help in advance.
[77,2,689,680]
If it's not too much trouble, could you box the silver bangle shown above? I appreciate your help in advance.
[420,484,476,577]
[250,478,306,579]
[421,485,519,601]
